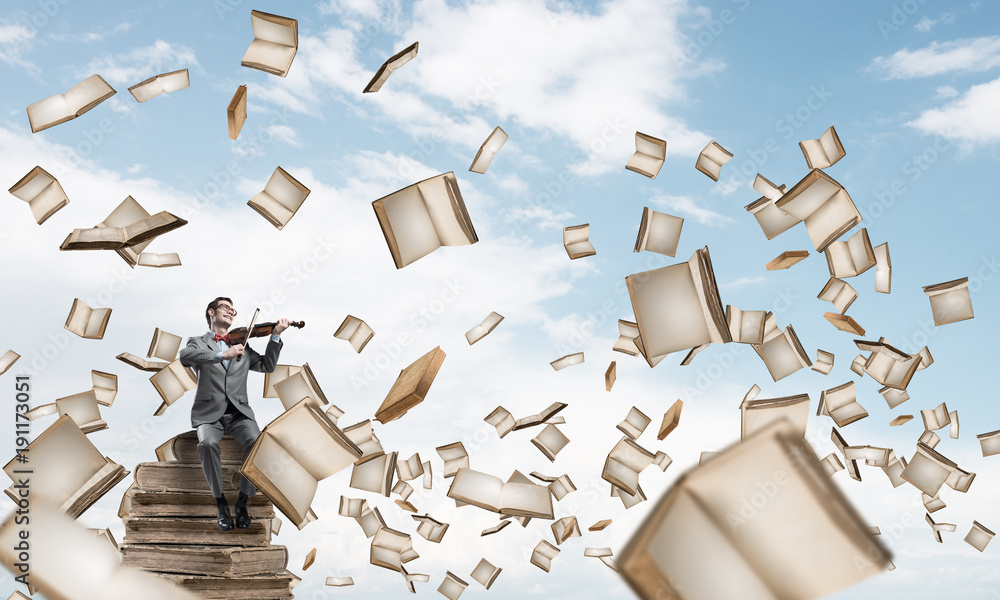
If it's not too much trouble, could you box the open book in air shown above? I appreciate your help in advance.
[695,140,733,181]
[634,207,683,257]
[626,247,730,365]
[372,171,478,269]
[25,390,107,434]
[150,359,198,415]
[466,311,504,345]
[626,132,666,179]
[64,298,111,339]
[8,165,70,225]
[128,69,190,103]
[248,166,310,230]
[563,224,596,259]
[137,252,181,268]
[469,126,508,174]
[364,41,419,93]
[446,468,554,519]
[774,169,861,253]
[60,211,188,251]
[799,125,846,170]
[241,10,298,77]
[26,74,116,133]
[619,419,890,600]
[824,228,875,278]
[242,398,363,529]
[334,315,375,353]
[745,175,798,240]
[923,277,974,326]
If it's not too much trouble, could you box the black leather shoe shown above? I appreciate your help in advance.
[234,502,251,530]
[217,503,234,531]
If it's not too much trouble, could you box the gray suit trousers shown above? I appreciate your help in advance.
[197,410,261,498]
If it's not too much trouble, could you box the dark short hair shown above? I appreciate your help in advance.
[205,297,234,326]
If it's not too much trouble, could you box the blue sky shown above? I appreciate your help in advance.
[1,1,1000,599]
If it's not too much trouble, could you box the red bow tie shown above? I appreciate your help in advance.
[214,333,230,343]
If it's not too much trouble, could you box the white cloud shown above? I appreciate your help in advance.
[50,21,134,43]
[722,276,766,290]
[83,40,198,85]
[867,36,1000,79]
[265,124,304,148]
[0,21,38,74]
[650,194,734,226]
[907,76,1000,146]
[913,16,936,32]
[501,206,575,230]
[935,85,959,98]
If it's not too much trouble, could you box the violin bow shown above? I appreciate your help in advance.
[236,307,260,362]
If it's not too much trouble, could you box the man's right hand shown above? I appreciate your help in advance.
[222,344,245,360]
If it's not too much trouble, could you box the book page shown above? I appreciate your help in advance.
[243,40,296,74]
[379,182,441,266]
[251,433,316,525]
[266,401,359,480]
[447,468,504,511]
[628,262,709,358]
[65,74,114,113]
[27,93,73,131]
[251,12,296,46]
[264,167,309,212]
[418,174,472,246]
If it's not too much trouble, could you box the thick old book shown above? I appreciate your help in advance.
[799,125,845,170]
[242,398,363,529]
[156,431,246,463]
[128,69,190,102]
[923,277,974,326]
[634,207,683,257]
[150,359,198,414]
[447,468,554,518]
[658,399,683,440]
[364,41,419,93]
[60,210,188,250]
[741,393,809,440]
[242,10,298,77]
[117,352,168,372]
[626,246,730,365]
[248,166,310,230]
[606,360,617,391]
[8,165,69,224]
[228,84,248,140]
[824,312,865,335]
[372,171,478,269]
[765,250,809,270]
[137,252,181,267]
[619,419,890,600]
[121,544,287,577]
[64,298,111,339]
[818,277,857,314]
[135,461,242,494]
[0,503,203,600]
[773,169,861,253]
[26,74,116,133]
[695,140,733,181]
[824,228,875,278]
[626,132,666,179]
[2,415,128,518]
[155,570,294,600]
[466,311,504,345]
[563,223,596,259]
[334,314,374,353]
[124,487,273,518]
[469,126,508,174]
[374,346,446,423]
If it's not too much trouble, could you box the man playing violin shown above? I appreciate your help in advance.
[178,296,290,531]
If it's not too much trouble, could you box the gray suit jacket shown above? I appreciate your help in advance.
[179,332,283,429]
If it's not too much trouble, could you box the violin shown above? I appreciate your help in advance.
[228,321,305,345]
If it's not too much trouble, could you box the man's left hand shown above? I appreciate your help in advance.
[273,317,291,335]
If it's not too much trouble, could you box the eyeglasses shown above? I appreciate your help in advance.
[215,304,237,316]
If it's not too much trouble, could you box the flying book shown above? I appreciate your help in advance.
[26,74,116,133]
[874,242,891,293]
[695,140,733,181]
[634,207,683,257]
[374,346,446,423]
[89,369,118,407]
[372,171,478,269]
[812,349,834,375]
[531,424,570,461]
[753,324,811,381]
[469,126,508,174]
[824,228,875,278]
[741,393,809,440]
[619,419,890,600]
[564,223,596,259]
[59,210,188,250]
[799,125,846,170]
[128,69,190,102]
[436,442,469,478]
[438,571,468,600]
[470,558,502,589]
[817,277,857,314]
[0,502,203,600]
[465,311,504,345]
[64,298,111,339]
[626,132,666,179]
[25,389,107,434]
[147,327,182,362]
[273,362,330,410]
[606,360,617,391]
[447,468,554,519]
[585,547,620,572]
[228,84,247,140]
[726,306,766,345]
[817,381,868,427]
[551,516,581,545]
[658,399,683,440]
[96,196,154,267]
[370,525,418,572]
[855,338,919,390]
[603,436,655,496]
[334,315,374,353]
[326,577,354,587]
[116,352,168,372]
[978,429,1000,457]
[889,415,913,426]
[136,252,181,267]
[823,313,865,336]
[920,402,951,431]
[8,165,69,224]
[923,277,974,326]
[765,250,809,270]
[745,176,797,240]
[0,349,20,376]
[901,442,975,496]
[626,246,730,364]
[364,41,419,93]
[618,406,651,439]
[614,319,640,355]
[531,540,561,572]
[150,359,198,415]
[241,10,298,77]
[773,169,861,253]
[242,398,362,529]
[412,514,449,543]
[2,415,128,518]
[262,364,302,398]
[350,451,397,496]
[550,352,584,371]
[965,521,995,552]
[248,166,310,230]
